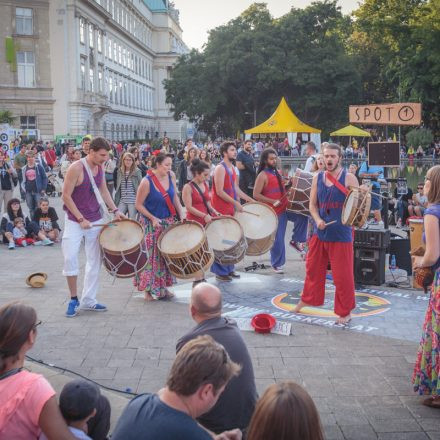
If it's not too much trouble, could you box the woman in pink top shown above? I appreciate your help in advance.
[0,302,74,440]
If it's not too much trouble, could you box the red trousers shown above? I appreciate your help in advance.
[302,235,355,317]
[15,237,35,246]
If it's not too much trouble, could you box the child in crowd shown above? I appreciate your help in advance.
[33,197,61,242]
[13,217,37,246]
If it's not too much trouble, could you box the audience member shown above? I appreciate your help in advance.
[409,182,428,217]
[13,217,39,246]
[0,151,17,214]
[246,381,324,440]
[33,197,61,242]
[0,302,75,439]
[14,144,27,200]
[22,151,48,218]
[112,335,242,440]
[176,283,258,434]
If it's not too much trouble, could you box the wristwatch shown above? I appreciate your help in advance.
[77,217,84,223]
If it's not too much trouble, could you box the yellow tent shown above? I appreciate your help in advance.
[244,97,321,134]
[330,125,371,137]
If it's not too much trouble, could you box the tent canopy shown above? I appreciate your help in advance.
[330,125,371,137]
[244,97,321,134]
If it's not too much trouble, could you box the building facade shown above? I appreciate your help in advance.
[0,1,54,138]
[0,0,190,141]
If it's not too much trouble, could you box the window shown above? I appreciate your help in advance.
[113,42,117,61]
[97,31,102,53]
[16,8,33,35]
[17,51,35,87]
[118,44,122,64]
[89,67,94,92]
[79,18,85,44]
[124,82,127,105]
[98,66,103,93]
[107,38,112,59]
[89,25,94,48]
[20,116,36,129]
[109,76,113,102]
[122,48,126,67]
[119,80,123,104]
[130,53,134,71]
[80,57,86,89]
[111,0,115,18]
[114,78,118,104]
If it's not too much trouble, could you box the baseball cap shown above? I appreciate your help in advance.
[59,379,100,421]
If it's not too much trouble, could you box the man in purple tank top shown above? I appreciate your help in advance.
[293,144,359,325]
[62,137,125,317]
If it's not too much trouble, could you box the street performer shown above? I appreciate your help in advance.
[253,148,288,274]
[293,143,359,324]
[211,141,253,282]
[62,137,125,318]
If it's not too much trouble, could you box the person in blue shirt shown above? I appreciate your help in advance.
[358,161,384,226]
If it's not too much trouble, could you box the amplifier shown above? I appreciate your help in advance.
[354,247,386,286]
[354,229,390,249]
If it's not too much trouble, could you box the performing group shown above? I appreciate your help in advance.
[62,137,373,324]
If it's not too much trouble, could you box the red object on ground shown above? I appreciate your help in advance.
[251,313,276,334]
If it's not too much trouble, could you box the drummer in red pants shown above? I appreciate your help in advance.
[293,143,359,324]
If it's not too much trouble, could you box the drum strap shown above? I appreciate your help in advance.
[147,170,177,217]
[325,171,348,196]
[191,182,213,215]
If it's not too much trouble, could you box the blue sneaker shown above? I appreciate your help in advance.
[65,299,79,318]
[80,303,107,312]
[326,273,333,281]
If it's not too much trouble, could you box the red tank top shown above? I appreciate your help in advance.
[211,162,236,216]
[186,182,210,226]
[262,169,287,215]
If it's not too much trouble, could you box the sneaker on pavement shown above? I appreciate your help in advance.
[289,241,304,253]
[22,241,27,247]
[273,266,284,274]
[34,241,43,246]
[8,242,15,250]
[65,299,80,318]
[80,303,107,312]
[216,275,232,282]
[42,238,54,246]
[229,271,241,278]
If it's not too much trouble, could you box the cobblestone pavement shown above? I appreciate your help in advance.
[0,194,438,439]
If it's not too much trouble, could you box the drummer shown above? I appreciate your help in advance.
[182,158,220,287]
[135,152,184,300]
[211,141,254,282]
[253,148,288,274]
[293,143,359,325]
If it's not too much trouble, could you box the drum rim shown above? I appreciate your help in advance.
[341,187,371,227]
[158,220,207,258]
[235,201,278,242]
[205,215,245,250]
[99,219,145,255]
[165,250,215,279]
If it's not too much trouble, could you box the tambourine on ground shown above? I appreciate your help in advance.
[99,219,148,278]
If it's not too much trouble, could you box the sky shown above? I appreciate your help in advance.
[173,0,361,50]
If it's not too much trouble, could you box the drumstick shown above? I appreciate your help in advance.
[324,220,337,227]
[92,223,117,227]
[242,210,260,217]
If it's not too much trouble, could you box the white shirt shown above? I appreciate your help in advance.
[304,154,317,173]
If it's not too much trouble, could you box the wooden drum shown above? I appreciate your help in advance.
[99,219,148,278]
[235,202,278,256]
[205,216,247,265]
[409,218,425,254]
[341,187,372,228]
[287,169,313,217]
[158,221,214,279]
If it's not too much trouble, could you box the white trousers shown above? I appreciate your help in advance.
[62,216,102,307]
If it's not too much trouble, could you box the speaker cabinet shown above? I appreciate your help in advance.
[388,237,412,275]
[354,248,386,286]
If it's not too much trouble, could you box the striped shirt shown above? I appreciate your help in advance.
[121,172,136,204]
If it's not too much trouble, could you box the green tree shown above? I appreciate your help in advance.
[0,110,15,124]
[406,127,434,148]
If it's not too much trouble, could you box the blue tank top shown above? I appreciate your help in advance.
[317,169,352,242]
[423,203,440,270]
[144,173,175,219]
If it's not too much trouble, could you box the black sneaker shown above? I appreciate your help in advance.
[192,279,206,288]
[229,271,241,278]
[216,275,232,282]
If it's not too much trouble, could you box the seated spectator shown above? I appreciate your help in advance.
[13,217,39,246]
[111,335,242,440]
[0,302,75,439]
[394,185,414,227]
[40,379,110,440]
[1,198,45,249]
[246,381,324,440]
[176,283,258,435]
[409,182,428,217]
[33,197,61,242]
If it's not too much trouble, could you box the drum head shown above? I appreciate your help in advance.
[206,217,242,250]
[235,203,277,239]
[342,191,356,225]
[160,222,204,254]
[99,220,144,252]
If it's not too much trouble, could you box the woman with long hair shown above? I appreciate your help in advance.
[178,147,198,192]
[253,148,288,273]
[135,152,183,300]
[182,159,219,287]
[247,381,323,440]
[0,302,75,439]
[412,165,440,407]
[114,152,142,219]
[199,149,215,186]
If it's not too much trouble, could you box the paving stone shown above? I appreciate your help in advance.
[340,424,379,440]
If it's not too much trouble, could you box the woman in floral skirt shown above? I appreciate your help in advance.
[134,152,183,300]
[412,165,440,407]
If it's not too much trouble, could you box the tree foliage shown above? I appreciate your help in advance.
[165,0,440,138]
[0,110,15,124]
[406,127,434,148]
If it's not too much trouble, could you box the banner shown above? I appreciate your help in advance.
[349,103,422,126]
